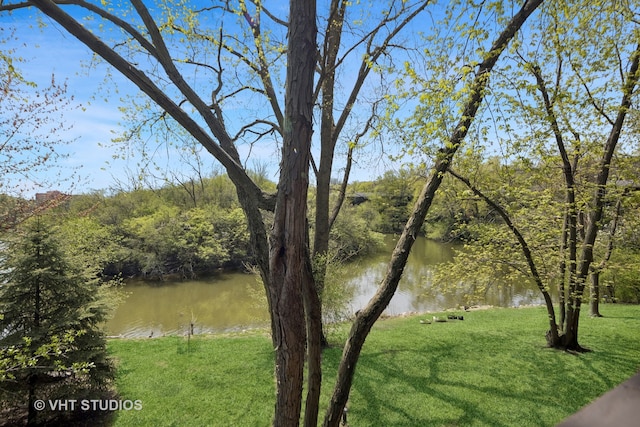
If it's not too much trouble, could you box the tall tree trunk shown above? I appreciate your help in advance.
[301,251,323,427]
[313,0,346,350]
[589,270,602,317]
[313,1,429,350]
[558,210,568,329]
[322,2,544,425]
[561,304,582,350]
[568,42,640,350]
[530,63,579,343]
[269,1,319,425]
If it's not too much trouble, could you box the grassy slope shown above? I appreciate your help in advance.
[108,305,640,426]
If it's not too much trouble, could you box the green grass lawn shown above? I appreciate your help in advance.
[108,305,640,426]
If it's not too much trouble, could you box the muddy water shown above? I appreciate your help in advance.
[106,236,542,337]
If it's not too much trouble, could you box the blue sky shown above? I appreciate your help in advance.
[1,1,545,199]
[2,15,140,196]
[1,1,411,198]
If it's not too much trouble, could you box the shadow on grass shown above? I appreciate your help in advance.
[326,319,639,427]
[351,345,520,427]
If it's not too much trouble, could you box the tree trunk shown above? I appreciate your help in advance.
[314,63,336,347]
[27,374,37,426]
[268,1,319,425]
[568,42,640,349]
[530,64,579,340]
[314,0,342,262]
[313,0,347,350]
[560,305,584,351]
[312,1,429,351]
[301,252,323,427]
[590,270,603,317]
[558,210,568,330]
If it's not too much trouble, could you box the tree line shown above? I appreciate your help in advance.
[1,172,403,280]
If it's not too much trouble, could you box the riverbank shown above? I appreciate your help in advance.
[107,236,546,338]
[106,304,640,426]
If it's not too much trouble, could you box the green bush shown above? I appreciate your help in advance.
[604,250,640,303]
[329,204,385,262]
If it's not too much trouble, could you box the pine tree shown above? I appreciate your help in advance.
[0,218,115,425]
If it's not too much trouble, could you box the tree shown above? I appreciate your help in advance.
[1,1,543,425]
[0,34,77,197]
[310,1,431,348]
[431,0,640,350]
[0,30,80,231]
[0,219,115,425]
[105,0,432,347]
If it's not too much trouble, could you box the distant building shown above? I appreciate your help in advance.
[34,191,67,204]
[34,191,71,209]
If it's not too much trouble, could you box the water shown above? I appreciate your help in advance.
[106,272,266,338]
[106,236,543,337]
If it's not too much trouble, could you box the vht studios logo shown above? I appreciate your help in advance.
[33,399,143,411]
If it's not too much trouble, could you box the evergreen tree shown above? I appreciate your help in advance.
[0,218,115,425]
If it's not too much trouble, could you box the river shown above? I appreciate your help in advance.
[106,236,543,337]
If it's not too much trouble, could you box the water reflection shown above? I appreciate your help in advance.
[107,274,268,338]
[106,236,544,337]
